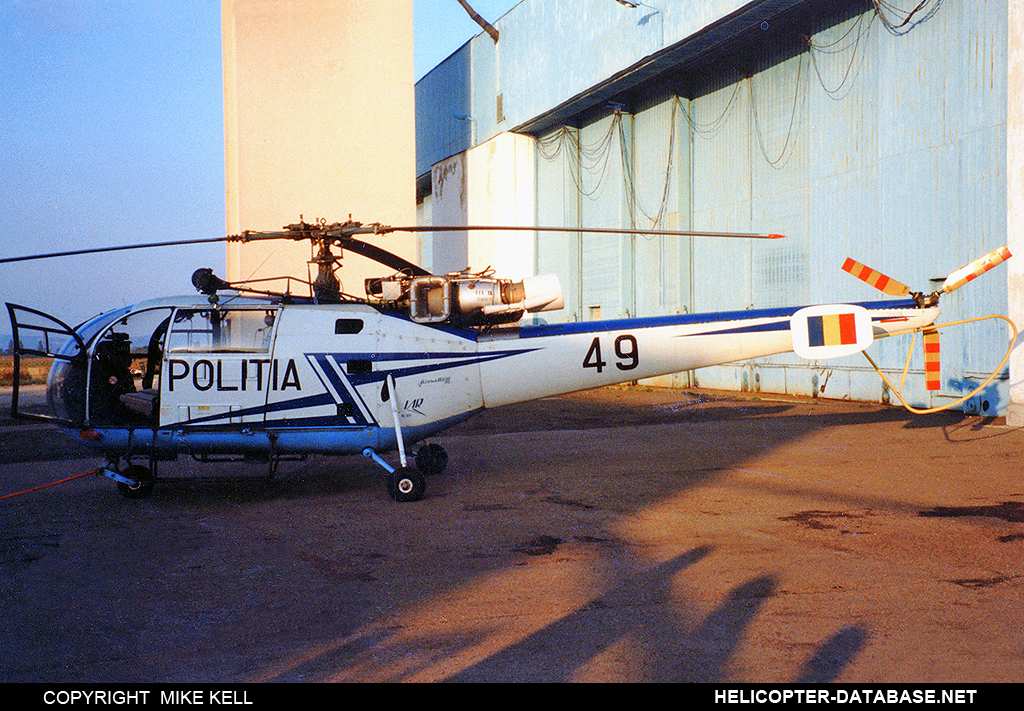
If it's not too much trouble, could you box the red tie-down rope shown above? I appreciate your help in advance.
[0,468,101,501]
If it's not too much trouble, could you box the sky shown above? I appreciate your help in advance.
[0,0,521,338]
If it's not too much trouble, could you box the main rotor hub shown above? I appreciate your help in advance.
[310,235,342,302]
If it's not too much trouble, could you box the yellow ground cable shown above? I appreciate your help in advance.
[862,313,1017,414]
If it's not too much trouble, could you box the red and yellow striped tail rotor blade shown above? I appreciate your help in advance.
[841,258,911,296]
[922,327,941,391]
[940,245,1012,295]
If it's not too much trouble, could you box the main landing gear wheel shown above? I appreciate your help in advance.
[387,466,426,502]
[117,464,155,499]
[415,443,448,476]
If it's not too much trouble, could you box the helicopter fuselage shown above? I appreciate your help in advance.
[2,219,1009,501]
[13,294,938,464]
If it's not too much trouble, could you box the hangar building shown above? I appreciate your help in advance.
[415,0,1024,420]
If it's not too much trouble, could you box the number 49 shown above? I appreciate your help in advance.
[583,334,639,373]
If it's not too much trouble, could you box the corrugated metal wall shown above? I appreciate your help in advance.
[417,0,760,176]
[415,49,472,178]
[418,0,1011,413]
[531,0,1009,411]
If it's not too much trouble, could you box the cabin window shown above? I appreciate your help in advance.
[167,309,276,353]
[335,318,364,335]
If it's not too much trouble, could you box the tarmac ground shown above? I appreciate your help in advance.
[1,383,1022,683]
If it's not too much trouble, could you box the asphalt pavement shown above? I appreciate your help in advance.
[1,385,1022,683]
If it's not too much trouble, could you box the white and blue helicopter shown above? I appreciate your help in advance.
[2,219,1013,501]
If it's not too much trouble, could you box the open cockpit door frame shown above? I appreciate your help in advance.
[5,302,87,425]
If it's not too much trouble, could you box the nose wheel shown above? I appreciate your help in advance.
[362,443,447,502]
[110,462,155,499]
[387,466,426,502]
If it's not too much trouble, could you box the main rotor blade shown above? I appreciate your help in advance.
[378,225,785,239]
[343,237,430,276]
[940,244,1011,294]
[0,236,233,265]
[0,221,784,267]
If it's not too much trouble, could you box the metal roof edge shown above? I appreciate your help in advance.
[511,0,814,136]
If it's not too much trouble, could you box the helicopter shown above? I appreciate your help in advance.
[2,218,1013,502]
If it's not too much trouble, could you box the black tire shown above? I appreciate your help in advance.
[388,466,425,502]
[116,464,155,499]
[415,443,448,476]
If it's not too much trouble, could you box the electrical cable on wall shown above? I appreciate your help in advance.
[619,99,677,231]
[537,91,738,229]
[871,0,944,36]
[807,10,876,100]
[537,116,621,198]
[749,53,806,169]
[677,81,742,138]
[536,0,943,204]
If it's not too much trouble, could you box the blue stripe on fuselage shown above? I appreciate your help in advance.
[516,299,919,339]
[317,349,538,386]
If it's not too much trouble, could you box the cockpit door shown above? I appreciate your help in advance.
[160,307,279,427]
[5,303,87,425]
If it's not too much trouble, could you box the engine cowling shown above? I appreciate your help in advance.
[367,272,564,326]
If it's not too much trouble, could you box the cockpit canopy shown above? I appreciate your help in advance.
[7,296,279,428]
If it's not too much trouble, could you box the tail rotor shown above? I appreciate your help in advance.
[841,244,1012,404]
[921,327,941,392]
[841,257,911,296]
[938,245,1012,296]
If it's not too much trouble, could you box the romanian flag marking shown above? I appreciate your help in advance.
[807,313,858,348]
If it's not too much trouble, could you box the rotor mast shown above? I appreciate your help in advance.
[230,217,377,302]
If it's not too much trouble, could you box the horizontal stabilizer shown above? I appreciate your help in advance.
[791,305,874,360]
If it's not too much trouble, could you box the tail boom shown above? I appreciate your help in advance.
[477,299,939,408]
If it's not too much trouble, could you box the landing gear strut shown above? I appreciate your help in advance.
[365,374,447,502]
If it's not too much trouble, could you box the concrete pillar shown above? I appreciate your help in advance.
[430,133,537,280]
[222,0,417,296]
[1007,0,1024,424]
